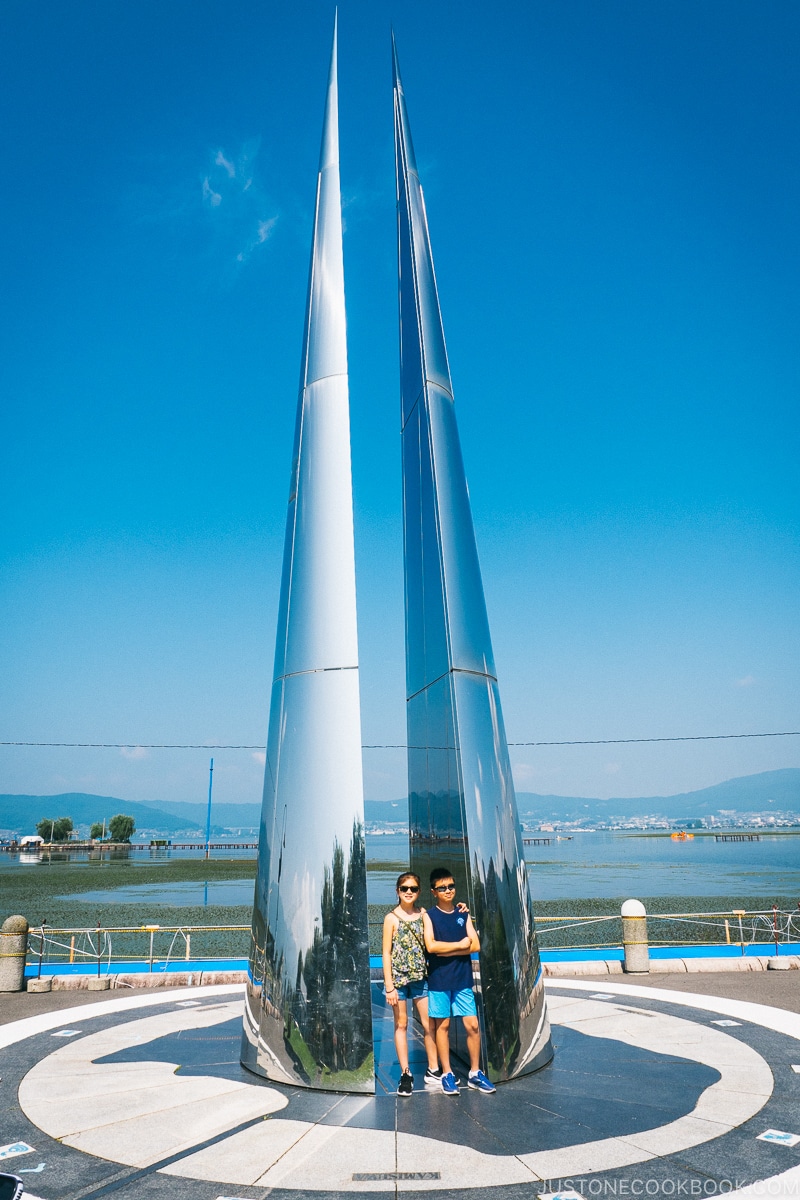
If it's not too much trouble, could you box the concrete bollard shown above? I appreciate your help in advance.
[0,915,29,992]
[621,899,650,974]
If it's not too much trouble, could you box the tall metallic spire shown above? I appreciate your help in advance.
[394,39,553,1081]
[242,16,373,1093]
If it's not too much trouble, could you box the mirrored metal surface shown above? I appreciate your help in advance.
[394,38,553,1081]
[242,19,373,1093]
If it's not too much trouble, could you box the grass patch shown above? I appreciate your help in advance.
[1,859,257,962]
[4,860,797,959]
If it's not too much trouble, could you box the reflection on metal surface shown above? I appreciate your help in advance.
[394,39,553,1081]
[241,19,373,1093]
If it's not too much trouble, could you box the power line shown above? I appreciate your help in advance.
[367,731,800,748]
[0,742,266,750]
[508,731,800,747]
[1,730,798,750]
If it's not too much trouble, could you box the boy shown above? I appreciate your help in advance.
[422,867,496,1094]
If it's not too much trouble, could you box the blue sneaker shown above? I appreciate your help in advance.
[468,1070,496,1093]
[441,1071,459,1095]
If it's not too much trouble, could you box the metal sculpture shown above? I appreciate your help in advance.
[394,39,553,1081]
[241,18,373,1092]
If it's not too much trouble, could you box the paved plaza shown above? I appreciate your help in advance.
[1,974,799,1199]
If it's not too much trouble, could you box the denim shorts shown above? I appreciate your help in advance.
[393,979,428,1001]
[427,986,477,1018]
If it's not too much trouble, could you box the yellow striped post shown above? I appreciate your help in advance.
[0,915,29,992]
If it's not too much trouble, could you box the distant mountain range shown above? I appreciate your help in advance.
[365,768,800,826]
[138,799,262,830]
[0,793,252,837]
[1,768,797,837]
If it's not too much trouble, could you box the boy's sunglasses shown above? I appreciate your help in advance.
[433,884,456,892]
[398,885,419,893]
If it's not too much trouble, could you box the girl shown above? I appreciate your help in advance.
[382,871,440,1096]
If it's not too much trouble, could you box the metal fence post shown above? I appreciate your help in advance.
[621,899,650,973]
[27,921,52,992]
[88,921,111,990]
[146,925,160,972]
[733,909,746,955]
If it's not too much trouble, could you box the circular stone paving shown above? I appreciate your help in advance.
[1,979,799,1199]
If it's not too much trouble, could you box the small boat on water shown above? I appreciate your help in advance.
[670,830,694,841]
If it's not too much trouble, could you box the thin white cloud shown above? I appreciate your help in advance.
[120,746,148,760]
[237,215,279,264]
[257,217,277,244]
[215,149,236,178]
[511,762,563,785]
[604,762,621,775]
[123,136,280,281]
[735,675,757,687]
[252,751,266,766]
[200,140,279,265]
[202,177,222,208]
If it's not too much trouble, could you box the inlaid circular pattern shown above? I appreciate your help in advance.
[2,980,799,1200]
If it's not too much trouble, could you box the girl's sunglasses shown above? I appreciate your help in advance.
[398,885,420,893]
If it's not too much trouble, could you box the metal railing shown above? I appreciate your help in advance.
[26,922,251,975]
[365,906,800,956]
[24,907,800,974]
[530,906,800,955]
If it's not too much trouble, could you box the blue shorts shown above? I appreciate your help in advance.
[427,986,477,1018]
[393,980,428,1001]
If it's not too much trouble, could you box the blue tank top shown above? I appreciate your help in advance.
[427,906,473,991]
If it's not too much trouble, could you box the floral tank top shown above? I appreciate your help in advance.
[391,913,427,986]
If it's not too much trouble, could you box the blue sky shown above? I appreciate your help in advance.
[2,0,798,807]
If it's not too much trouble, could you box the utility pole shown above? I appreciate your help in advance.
[205,758,214,860]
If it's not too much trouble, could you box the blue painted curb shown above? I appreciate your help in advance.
[24,958,246,977]
[537,942,793,962]
[24,942,796,978]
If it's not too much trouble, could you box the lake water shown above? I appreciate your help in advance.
[522,830,800,902]
[364,831,800,906]
[6,830,800,910]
